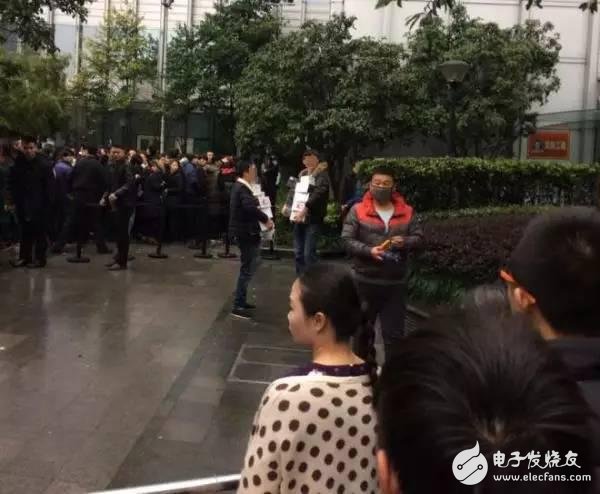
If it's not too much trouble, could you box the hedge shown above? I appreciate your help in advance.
[407,206,552,303]
[357,157,599,212]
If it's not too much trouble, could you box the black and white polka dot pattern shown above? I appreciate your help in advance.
[238,375,378,494]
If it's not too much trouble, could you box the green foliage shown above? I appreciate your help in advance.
[405,205,552,303]
[0,48,70,136]
[357,157,598,211]
[404,5,561,157]
[0,0,91,52]
[375,0,597,28]
[70,2,157,118]
[235,15,413,191]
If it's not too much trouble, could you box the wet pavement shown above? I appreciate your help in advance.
[0,244,301,493]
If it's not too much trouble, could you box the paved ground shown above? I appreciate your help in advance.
[0,244,300,493]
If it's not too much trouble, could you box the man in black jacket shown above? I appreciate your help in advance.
[7,137,54,268]
[102,144,136,270]
[502,207,600,469]
[229,160,274,319]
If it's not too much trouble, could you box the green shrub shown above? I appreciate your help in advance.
[357,157,598,212]
[407,206,551,303]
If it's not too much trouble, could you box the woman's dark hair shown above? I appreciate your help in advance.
[298,263,377,386]
[377,310,594,494]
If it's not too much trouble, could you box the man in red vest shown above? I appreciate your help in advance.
[342,165,423,362]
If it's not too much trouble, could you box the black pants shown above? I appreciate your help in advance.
[355,281,406,363]
[113,207,132,266]
[19,217,48,264]
[234,235,261,308]
[51,197,70,242]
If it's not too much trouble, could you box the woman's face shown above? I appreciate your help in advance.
[170,161,179,174]
[288,280,317,345]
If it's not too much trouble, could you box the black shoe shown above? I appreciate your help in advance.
[50,244,64,254]
[241,303,257,310]
[107,264,127,271]
[26,260,46,269]
[97,247,113,255]
[231,307,252,320]
[10,259,29,268]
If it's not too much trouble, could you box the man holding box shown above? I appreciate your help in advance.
[284,150,330,275]
[342,165,423,362]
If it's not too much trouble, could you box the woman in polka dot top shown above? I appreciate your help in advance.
[238,263,379,494]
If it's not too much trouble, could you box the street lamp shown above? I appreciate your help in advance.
[158,0,174,153]
[440,60,469,157]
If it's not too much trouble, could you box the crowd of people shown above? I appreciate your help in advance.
[1,136,599,492]
[0,138,281,270]
[238,206,600,494]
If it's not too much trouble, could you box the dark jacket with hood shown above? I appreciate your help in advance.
[342,191,423,285]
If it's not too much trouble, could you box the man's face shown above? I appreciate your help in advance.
[23,142,37,160]
[110,147,126,163]
[303,154,319,171]
[246,164,258,183]
[207,152,214,162]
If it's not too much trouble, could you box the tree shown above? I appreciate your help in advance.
[70,1,156,146]
[192,0,282,147]
[375,0,597,27]
[0,48,70,136]
[404,5,561,157]
[159,24,202,146]
[0,0,91,52]
[235,15,414,195]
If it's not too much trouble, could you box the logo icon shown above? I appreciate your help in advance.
[452,441,489,485]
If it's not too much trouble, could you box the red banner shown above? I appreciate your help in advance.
[527,131,570,160]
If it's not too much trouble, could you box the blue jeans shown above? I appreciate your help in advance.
[294,223,320,275]
[234,235,261,308]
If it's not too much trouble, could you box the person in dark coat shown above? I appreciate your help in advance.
[260,155,280,218]
[7,137,54,268]
[138,160,166,243]
[51,149,73,243]
[187,156,209,248]
[218,156,237,250]
[102,144,136,270]
[164,160,185,242]
[502,207,600,472]
[283,150,331,275]
[229,160,273,319]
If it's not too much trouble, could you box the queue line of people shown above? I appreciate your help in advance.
[0,138,280,270]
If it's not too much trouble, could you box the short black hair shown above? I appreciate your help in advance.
[236,159,253,177]
[506,207,600,336]
[110,143,124,150]
[370,165,396,181]
[167,149,180,160]
[21,136,37,145]
[84,145,98,156]
[302,149,320,160]
[377,311,594,494]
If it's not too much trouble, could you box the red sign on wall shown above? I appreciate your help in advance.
[527,130,570,160]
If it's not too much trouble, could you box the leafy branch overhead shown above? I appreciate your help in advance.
[0,0,92,52]
[375,0,597,27]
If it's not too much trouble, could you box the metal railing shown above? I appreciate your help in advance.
[90,474,241,494]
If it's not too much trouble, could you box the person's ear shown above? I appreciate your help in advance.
[312,312,327,334]
[377,449,402,494]
[510,286,536,313]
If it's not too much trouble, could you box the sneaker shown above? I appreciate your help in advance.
[26,260,46,269]
[10,259,28,268]
[231,307,252,320]
[107,264,127,271]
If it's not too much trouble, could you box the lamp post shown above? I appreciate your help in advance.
[440,60,469,157]
[159,0,175,153]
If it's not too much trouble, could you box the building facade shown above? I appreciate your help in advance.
[52,0,600,159]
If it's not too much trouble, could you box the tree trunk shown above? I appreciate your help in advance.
[183,109,190,153]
